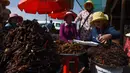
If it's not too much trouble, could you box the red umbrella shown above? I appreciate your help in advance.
[48,11,77,20]
[18,0,74,14]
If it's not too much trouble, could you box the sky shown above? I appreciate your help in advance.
[7,0,84,21]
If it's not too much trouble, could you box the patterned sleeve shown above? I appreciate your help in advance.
[74,11,83,24]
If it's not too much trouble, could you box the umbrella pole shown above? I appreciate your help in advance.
[46,14,47,24]
[120,0,126,45]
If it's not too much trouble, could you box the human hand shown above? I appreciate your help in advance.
[68,40,72,43]
[98,34,112,44]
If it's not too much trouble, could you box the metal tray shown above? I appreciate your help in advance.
[73,40,99,46]
[59,52,87,56]
[91,59,128,68]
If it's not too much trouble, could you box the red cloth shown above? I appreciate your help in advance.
[18,0,74,14]
[124,37,130,57]
[49,11,77,20]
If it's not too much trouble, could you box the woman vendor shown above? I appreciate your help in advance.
[88,11,120,44]
[59,11,77,42]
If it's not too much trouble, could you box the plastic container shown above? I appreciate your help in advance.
[95,65,123,73]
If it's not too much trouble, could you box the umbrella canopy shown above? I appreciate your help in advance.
[18,0,74,14]
[48,11,77,20]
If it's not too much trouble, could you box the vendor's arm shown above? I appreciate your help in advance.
[98,34,112,44]
[108,27,120,39]
[59,24,68,42]
[98,27,120,44]
[74,11,82,24]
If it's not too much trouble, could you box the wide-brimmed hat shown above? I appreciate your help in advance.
[90,11,109,25]
[1,0,10,6]
[64,11,77,21]
[84,0,94,10]
[8,14,23,23]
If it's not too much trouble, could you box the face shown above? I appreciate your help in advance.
[85,3,93,11]
[93,20,107,29]
[10,17,18,24]
[65,15,74,24]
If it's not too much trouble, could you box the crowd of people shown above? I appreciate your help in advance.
[59,0,120,44]
[59,0,122,73]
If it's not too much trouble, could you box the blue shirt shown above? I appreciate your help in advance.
[88,26,120,43]
[47,23,53,30]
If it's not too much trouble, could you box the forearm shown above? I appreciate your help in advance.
[74,16,80,24]
[108,27,121,39]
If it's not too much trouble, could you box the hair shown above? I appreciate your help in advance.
[64,14,74,21]
[50,20,53,23]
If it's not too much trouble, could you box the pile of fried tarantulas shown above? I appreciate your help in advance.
[88,43,129,68]
[0,20,60,73]
[55,40,87,55]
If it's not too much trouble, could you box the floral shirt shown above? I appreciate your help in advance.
[74,10,92,30]
[74,10,93,40]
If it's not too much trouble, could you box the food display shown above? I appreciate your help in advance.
[1,20,60,73]
[55,40,87,56]
[89,43,129,68]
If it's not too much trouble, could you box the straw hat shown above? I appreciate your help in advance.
[64,11,77,21]
[90,11,109,25]
[84,0,94,10]
[1,0,10,6]
[8,14,23,23]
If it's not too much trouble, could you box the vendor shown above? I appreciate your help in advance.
[74,0,94,41]
[59,11,77,42]
[88,11,120,44]
[5,14,23,31]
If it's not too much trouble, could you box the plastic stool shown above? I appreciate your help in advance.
[62,56,79,73]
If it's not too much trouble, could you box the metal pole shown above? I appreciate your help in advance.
[46,14,47,24]
[120,0,126,45]
[76,0,84,10]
